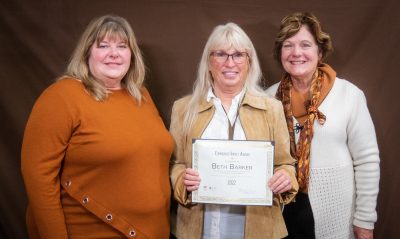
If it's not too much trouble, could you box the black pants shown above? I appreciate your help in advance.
[283,192,316,239]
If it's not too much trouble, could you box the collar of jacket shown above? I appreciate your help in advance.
[196,90,268,113]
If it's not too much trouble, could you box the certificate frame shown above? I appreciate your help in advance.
[191,139,274,206]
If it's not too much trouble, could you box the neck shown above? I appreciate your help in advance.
[99,78,122,90]
[291,77,311,94]
[213,86,242,112]
[290,69,318,94]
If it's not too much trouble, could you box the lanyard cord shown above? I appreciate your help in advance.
[222,98,243,140]
[223,108,238,140]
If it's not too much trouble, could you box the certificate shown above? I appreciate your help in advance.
[192,139,274,206]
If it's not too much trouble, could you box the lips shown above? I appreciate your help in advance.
[223,71,239,78]
[105,61,122,65]
[290,60,306,65]
[104,63,123,68]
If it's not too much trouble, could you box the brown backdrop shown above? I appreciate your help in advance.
[1,0,399,238]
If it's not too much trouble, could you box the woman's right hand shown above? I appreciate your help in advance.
[183,168,201,192]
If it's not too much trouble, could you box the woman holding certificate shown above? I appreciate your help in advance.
[266,12,380,239]
[170,22,298,239]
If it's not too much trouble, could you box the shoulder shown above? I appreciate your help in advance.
[29,78,86,118]
[141,87,154,99]
[335,78,362,92]
[265,82,280,97]
[140,87,156,105]
[243,92,283,112]
[174,94,192,104]
[32,77,93,114]
[170,95,193,120]
[41,77,86,99]
[172,95,193,111]
[332,78,365,100]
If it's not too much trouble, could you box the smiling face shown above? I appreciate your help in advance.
[88,36,131,89]
[209,46,249,95]
[281,26,321,83]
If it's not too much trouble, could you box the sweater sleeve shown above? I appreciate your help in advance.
[21,84,76,238]
[347,88,380,229]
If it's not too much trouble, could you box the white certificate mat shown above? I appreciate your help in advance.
[192,139,274,205]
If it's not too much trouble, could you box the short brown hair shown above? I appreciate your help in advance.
[273,12,333,67]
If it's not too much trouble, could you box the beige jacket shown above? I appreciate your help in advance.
[170,92,299,239]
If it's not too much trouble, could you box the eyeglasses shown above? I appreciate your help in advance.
[210,51,249,64]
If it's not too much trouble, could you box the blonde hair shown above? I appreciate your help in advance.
[182,22,264,136]
[65,14,145,102]
[273,12,333,67]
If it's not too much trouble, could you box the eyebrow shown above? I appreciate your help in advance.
[283,39,313,44]
[98,40,127,44]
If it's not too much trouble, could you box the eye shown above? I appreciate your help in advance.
[301,42,312,48]
[214,51,228,57]
[98,43,108,49]
[117,44,128,49]
[233,52,246,58]
[282,43,292,49]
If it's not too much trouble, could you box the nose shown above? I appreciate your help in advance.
[292,46,301,56]
[109,46,119,58]
[225,55,236,66]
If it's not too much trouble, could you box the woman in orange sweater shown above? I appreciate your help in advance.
[21,15,173,239]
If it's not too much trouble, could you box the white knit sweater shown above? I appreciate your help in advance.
[266,78,380,239]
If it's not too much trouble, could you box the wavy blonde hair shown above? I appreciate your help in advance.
[182,22,264,136]
[65,14,145,102]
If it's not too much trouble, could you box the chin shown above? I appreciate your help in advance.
[223,82,240,88]
[105,74,124,79]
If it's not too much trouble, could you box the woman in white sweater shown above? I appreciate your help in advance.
[266,12,380,239]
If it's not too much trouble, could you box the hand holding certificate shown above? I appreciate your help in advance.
[192,139,274,206]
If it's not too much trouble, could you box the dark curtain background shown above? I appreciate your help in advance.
[1,0,399,238]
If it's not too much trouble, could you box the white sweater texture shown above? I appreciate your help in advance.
[266,78,380,239]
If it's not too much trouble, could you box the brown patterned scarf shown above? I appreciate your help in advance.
[276,63,335,193]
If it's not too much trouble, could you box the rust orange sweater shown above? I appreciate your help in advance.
[21,78,173,239]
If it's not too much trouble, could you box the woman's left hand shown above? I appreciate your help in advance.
[353,226,373,239]
[268,169,292,194]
